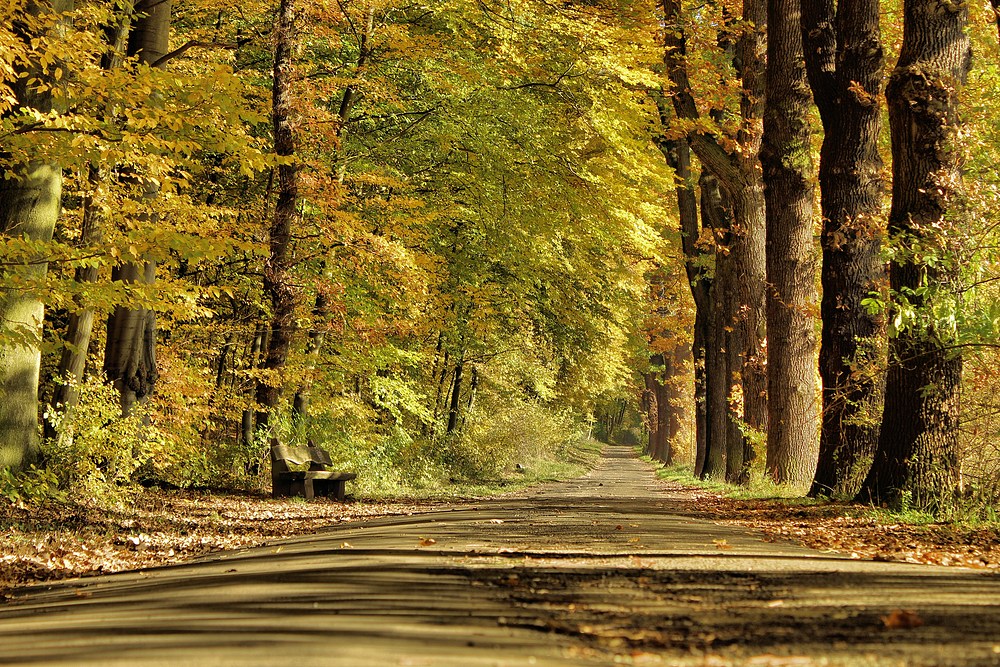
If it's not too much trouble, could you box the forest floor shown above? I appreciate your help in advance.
[2,459,998,597]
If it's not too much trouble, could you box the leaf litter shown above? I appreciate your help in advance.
[0,489,441,599]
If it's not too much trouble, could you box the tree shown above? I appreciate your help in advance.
[254,0,300,437]
[857,0,971,508]
[662,0,767,482]
[658,137,707,467]
[801,0,886,497]
[0,0,72,471]
[760,0,819,484]
[102,0,172,417]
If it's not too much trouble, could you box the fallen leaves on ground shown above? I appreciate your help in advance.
[662,481,1000,571]
[882,609,924,629]
[0,489,441,599]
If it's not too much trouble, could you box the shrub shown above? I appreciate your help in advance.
[42,376,152,501]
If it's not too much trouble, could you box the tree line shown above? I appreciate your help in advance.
[1,0,999,509]
[1,0,671,496]
[644,0,1000,512]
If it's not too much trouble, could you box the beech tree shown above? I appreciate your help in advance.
[857,0,971,508]
[662,0,767,482]
[101,0,170,417]
[760,0,818,484]
[0,0,72,471]
[802,0,886,497]
[254,0,299,436]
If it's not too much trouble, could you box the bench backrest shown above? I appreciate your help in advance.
[270,439,333,473]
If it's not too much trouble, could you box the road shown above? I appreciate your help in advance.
[1,445,999,666]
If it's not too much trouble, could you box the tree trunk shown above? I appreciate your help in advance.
[662,0,768,483]
[255,0,301,435]
[857,0,970,509]
[699,172,731,480]
[658,135,710,473]
[760,0,819,485]
[0,163,62,470]
[446,357,464,435]
[0,0,72,470]
[240,322,265,447]
[103,0,171,417]
[802,0,887,497]
[48,165,105,427]
[430,346,450,439]
[644,371,658,457]
[103,261,158,416]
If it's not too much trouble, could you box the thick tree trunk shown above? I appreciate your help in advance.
[0,163,62,470]
[103,262,158,416]
[760,0,819,485]
[802,0,887,497]
[103,0,171,417]
[662,0,767,483]
[255,0,300,435]
[857,0,970,509]
[0,0,72,470]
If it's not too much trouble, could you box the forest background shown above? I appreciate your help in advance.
[2,0,1000,520]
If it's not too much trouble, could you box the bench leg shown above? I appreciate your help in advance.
[288,479,315,499]
[331,480,346,502]
[272,478,293,498]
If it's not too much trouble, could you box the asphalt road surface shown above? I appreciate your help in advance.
[2,445,999,666]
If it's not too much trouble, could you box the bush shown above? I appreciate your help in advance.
[42,376,153,501]
[448,397,582,481]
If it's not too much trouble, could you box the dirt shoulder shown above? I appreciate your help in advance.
[657,479,1000,571]
[0,489,448,598]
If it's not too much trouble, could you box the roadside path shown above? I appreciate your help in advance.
[2,445,999,666]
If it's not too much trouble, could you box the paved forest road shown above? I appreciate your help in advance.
[2,446,1000,667]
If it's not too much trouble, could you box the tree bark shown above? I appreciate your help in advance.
[857,0,970,509]
[48,165,105,428]
[0,163,62,470]
[760,0,819,485]
[658,135,710,472]
[802,0,887,497]
[662,0,767,483]
[446,356,464,435]
[255,0,301,435]
[240,322,265,447]
[0,0,72,470]
[699,171,731,480]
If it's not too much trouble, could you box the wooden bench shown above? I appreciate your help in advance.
[270,440,357,501]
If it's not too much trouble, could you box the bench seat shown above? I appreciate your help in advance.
[270,441,357,501]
